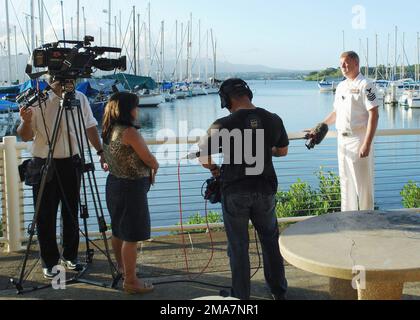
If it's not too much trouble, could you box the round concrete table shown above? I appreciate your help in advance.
[279,211,420,300]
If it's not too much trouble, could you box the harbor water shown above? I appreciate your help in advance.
[18,80,420,232]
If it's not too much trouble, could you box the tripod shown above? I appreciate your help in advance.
[11,84,121,294]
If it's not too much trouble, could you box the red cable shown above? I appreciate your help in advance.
[177,160,215,280]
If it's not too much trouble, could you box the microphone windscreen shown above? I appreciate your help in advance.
[313,123,329,145]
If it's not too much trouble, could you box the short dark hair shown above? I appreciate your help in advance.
[341,51,360,64]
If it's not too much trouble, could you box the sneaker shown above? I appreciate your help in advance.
[42,268,60,280]
[61,259,85,272]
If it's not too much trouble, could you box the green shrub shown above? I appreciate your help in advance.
[175,211,223,234]
[276,179,319,217]
[276,169,341,218]
[401,181,420,209]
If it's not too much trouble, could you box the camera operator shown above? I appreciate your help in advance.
[198,78,289,300]
[17,79,106,279]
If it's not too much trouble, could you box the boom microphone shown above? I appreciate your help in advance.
[305,123,329,150]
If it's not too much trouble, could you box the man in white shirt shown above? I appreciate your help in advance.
[17,81,105,279]
[319,51,379,212]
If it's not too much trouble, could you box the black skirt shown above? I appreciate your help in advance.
[106,175,151,242]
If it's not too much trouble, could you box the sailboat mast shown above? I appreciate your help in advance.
[198,19,201,81]
[189,13,193,82]
[180,22,183,81]
[5,0,12,84]
[30,0,35,51]
[206,29,208,83]
[386,33,390,80]
[161,20,165,82]
[38,0,44,45]
[211,29,216,83]
[416,32,420,81]
[71,17,74,39]
[137,13,140,74]
[365,38,369,78]
[186,22,190,82]
[175,20,178,81]
[375,34,378,80]
[148,2,151,77]
[14,26,18,82]
[61,1,66,42]
[394,26,398,80]
[108,0,112,49]
[114,15,117,49]
[82,6,86,37]
[401,32,405,79]
[133,6,137,76]
[119,10,122,47]
[77,0,80,40]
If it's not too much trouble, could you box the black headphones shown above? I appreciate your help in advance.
[219,78,253,109]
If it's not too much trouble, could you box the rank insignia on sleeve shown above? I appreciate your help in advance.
[366,88,376,102]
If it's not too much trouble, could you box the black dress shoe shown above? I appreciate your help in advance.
[61,259,85,272]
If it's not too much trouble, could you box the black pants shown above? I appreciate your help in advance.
[33,158,81,269]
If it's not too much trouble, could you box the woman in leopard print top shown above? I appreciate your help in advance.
[102,92,159,295]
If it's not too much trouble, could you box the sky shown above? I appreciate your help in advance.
[1,0,420,71]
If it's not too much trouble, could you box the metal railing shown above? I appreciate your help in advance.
[1,129,419,252]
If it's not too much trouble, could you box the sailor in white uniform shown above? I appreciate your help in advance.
[321,51,379,212]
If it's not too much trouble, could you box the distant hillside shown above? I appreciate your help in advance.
[305,65,420,81]
[305,68,342,81]
[0,54,310,83]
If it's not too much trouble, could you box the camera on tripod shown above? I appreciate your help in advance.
[18,36,126,109]
[31,35,126,80]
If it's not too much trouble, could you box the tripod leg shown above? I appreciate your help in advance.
[14,102,67,291]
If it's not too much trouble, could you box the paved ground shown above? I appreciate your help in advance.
[0,231,419,300]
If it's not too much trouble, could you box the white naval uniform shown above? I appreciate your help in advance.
[333,73,379,212]
[30,91,98,159]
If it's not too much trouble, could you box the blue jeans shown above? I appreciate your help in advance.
[222,192,288,300]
